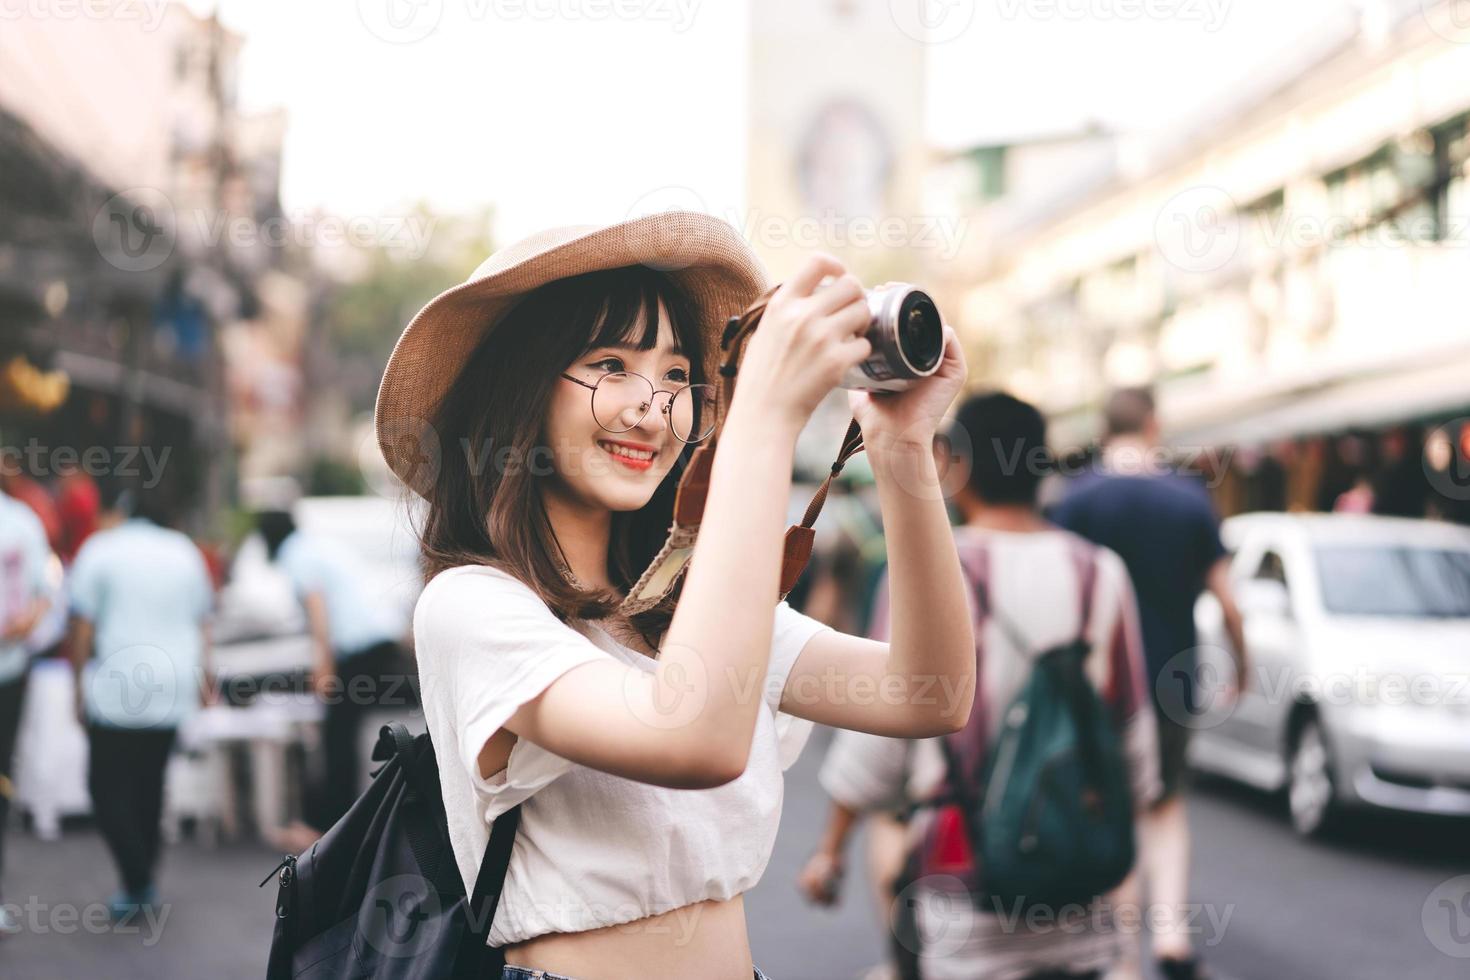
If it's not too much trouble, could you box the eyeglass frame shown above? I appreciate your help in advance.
[558,369,717,444]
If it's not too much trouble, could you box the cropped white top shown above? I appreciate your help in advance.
[412,565,832,948]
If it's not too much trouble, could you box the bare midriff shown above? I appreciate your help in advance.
[503,894,753,979]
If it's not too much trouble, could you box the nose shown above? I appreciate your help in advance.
[630,396,671,440]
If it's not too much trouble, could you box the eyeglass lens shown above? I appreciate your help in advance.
[591,373,716,443]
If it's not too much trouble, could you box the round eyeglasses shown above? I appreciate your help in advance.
[560,371,718,444]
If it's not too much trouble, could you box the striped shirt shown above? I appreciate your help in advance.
[818,525,1161,980]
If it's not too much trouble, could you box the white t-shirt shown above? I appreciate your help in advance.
[413,564,833,948]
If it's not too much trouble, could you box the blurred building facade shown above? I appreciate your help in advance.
[747,0,927,284]
[942,1,1470,522]
[747,0,932,479]
[0,3,306,527]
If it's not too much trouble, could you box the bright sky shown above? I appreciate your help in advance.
[199,0,1361,242]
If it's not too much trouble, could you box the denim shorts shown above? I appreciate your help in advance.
[503,966,772,979]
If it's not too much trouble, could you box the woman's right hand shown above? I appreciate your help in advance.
[729,253,873,435]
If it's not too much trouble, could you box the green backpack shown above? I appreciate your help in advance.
[938,549,1136,914]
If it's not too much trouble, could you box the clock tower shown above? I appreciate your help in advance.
[747,0,929,283]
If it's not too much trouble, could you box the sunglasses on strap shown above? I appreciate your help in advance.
[618,285,867,616]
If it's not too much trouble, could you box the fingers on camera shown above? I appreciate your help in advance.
[838,332,873,367]
[808,273,864,315]
[782,252,847,298]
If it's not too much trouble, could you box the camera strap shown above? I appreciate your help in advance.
[717,285,868,598]
[616,283,867,615]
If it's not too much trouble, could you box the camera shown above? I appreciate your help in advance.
[842,283,945,393]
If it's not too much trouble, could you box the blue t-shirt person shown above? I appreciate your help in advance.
[0,490,53,685]
[274,530,400,659]
[1051,469,1226,692]
[69,518,214,729]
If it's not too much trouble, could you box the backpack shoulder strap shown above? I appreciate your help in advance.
[962,540,1037,659]
[1073,544,1101,645]
[471,804,521,950]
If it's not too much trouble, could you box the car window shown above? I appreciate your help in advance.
[1254,550,1290,591]
[1314,546,1470,618]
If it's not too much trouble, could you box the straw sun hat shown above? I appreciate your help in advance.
[374,211,771,498]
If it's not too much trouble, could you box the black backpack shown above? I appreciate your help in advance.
[261,723,520,979]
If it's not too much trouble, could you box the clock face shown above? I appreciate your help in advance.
[797,99,893,219]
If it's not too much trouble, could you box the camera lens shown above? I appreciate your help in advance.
[895,290,942,374]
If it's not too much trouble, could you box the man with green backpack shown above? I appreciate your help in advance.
[798,393,1161,980]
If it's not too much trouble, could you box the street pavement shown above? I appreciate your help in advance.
[2,726,1469,979]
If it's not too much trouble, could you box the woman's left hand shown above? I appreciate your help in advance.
[847,322,968,456]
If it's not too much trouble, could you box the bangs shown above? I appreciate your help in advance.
[578,266,705,376]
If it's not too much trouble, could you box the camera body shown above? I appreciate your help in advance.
[841,283,945,392]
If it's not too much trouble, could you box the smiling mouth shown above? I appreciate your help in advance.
[597,440,658,467]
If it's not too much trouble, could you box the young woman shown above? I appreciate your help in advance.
[373,212,977,980]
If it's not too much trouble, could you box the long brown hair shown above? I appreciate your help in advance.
[415,264,709,650]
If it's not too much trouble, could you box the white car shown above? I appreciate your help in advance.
[1191,513,1470,836]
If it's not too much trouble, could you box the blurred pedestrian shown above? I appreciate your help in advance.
[256,508,418,836]
[0,472,53,937]
[1051,387,1247,980]
[55,460,100,564]
[0,447,61,553]
[799,393,1161,980]
[66,480,215,920]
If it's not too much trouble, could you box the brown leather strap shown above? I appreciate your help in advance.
[713,284,869,600]
[778,417,865,598]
